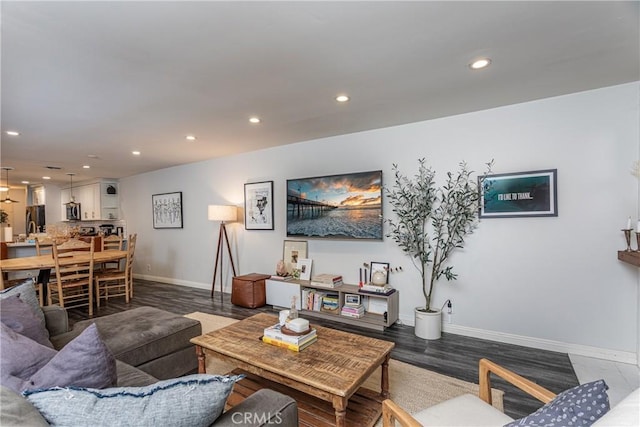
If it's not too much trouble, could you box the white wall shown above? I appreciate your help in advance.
[122,82,639,363]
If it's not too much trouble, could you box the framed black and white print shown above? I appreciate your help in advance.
[245,181,274,230]
[480,169,558,218]
[152,192,183,229]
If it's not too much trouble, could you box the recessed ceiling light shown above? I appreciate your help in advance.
[43,176,51,180]
[87,154,99,159]
[186,135,196,141]
[249,117,261,124]
[21,181,29,184]
[132,151,141,156]
[335,95,350,103]
[5,131,20,136]
[83,165,90,169]
[470,58,491,70]
[0,186,7,192]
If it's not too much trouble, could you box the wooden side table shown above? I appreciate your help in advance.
[231,273,270,308]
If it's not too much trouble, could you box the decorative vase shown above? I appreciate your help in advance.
[414,307,442,340]
[371,271,386,285]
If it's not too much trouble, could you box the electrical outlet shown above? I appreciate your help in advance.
[146,264,151,272]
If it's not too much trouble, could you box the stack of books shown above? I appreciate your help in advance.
[321,294,339,312]
[270,275,293,281]
[262,323,317,352]
[341,304,365,318]
[310,273,343,288]
[359,283,396,296]
[302,288,327,311]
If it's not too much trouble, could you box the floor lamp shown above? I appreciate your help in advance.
[208,205,238,301]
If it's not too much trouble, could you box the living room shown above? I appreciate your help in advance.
[1,1,639,425]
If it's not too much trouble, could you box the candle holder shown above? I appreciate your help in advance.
[635,232,640,252]
[622,229,633,251]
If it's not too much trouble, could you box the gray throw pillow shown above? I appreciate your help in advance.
[25,374,243,427]
[505,379,610,427]
[0,323,116,394]
[27,323,117,392]
[0,386,49,427]
[0,295,52,347]
[0,279,45,329]
[0,323,57,389]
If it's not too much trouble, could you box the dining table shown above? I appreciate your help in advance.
[0,250,128,274]
[0,250,128,298]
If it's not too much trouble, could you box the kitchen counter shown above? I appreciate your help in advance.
[6,242,50,248]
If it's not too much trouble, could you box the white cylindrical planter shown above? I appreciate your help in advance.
[414,308,442,340]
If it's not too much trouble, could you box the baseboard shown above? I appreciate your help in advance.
[139,277,637,365]
[398,315,637,365]
[134,274,216,292]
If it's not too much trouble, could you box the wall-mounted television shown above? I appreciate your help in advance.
[286,170,383,240]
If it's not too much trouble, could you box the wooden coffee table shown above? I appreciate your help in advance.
[191,313,395,427]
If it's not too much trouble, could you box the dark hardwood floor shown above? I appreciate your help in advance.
[68,279,578,419]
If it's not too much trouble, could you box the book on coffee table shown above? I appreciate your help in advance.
[261,334,317,352]
[263,323,316,344]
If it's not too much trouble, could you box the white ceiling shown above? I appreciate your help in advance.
[1,1,638,187]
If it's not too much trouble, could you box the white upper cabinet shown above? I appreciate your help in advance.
[60,180,120,220]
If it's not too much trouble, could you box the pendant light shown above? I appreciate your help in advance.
[64,173,77,206]
[1,167,20,204]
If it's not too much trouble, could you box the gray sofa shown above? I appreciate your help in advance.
[1,305,298,427]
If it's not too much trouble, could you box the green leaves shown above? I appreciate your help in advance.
[385,158,493,311]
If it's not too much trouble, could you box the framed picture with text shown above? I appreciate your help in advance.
[480,169,558,218]
[245,181,274,230]
[152,192,183,229]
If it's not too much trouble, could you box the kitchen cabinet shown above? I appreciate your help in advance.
[100,183,119,220]
[60,180,120,220]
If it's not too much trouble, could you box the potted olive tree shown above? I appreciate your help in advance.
[385,158,492,339]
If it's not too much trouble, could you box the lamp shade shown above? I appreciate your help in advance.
[208,205,237,222]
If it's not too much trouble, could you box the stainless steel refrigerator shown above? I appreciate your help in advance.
[26,205,46,234]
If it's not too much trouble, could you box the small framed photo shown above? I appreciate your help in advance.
[152,192,183,229]
[479,169,558,218]
[370,261,390,284]
[297,258,313,281]
[283,240,308,274]
[244,181,274,230]
[345,294,361,307]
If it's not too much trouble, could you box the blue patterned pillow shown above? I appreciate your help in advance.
[505,380,610,427]
[24,374,243,427]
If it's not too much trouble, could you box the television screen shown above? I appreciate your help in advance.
[286,170,383,240]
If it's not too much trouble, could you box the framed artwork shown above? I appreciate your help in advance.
[480,169,558,218]
[152,192,183,229]
[297,258,313,280]
[244,181,274,230]
[286,170,383,240]
[283,240,308,274]
[370,261,390,284]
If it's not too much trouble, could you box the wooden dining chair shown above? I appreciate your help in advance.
[49,237,95,316]
[1,244,44,306]
[100,234,123,271]
[94,233,136,306]
[127,234,137,298]
[35,238,53,256]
